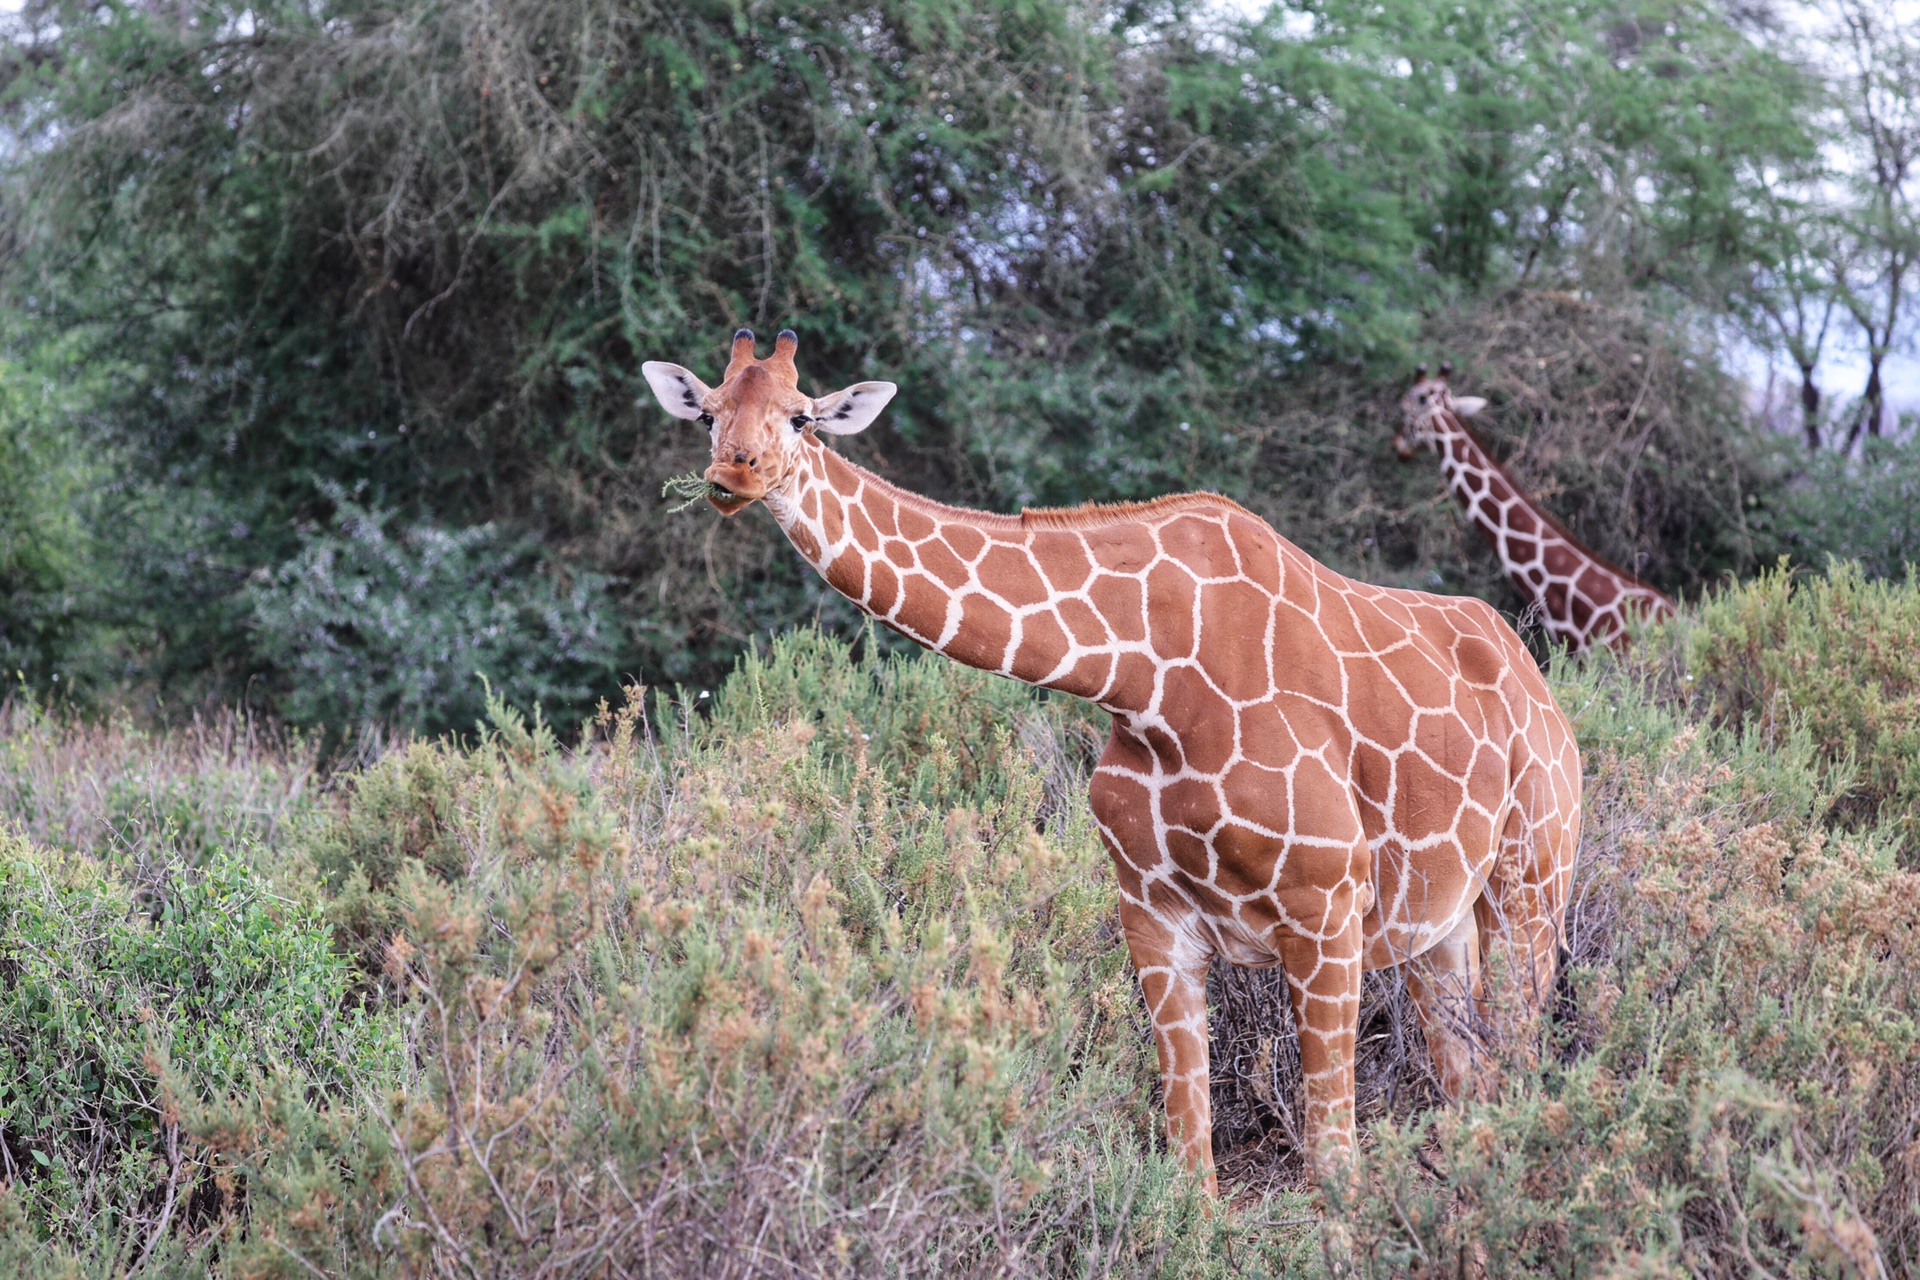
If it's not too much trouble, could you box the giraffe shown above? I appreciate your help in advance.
[643,329,1582,1193]
[1395,363,1675,654]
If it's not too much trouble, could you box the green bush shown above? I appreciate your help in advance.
[1686,561,1920,859]
[248,495,620,737]
[0,836,395,1259]
[1762,436,1920,580]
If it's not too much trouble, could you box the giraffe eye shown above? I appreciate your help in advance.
[698,412,715,427]
[791,414,811,432]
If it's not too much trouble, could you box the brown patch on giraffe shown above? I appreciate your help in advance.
[849,503,880,550]
[1086,525,1156,574]
[820,493,846,547]
[1162,828,1215,881]
[1145,563,1199,660]
[883,538,915,570]
[897,505,936,541]
[1107,652,1159,710]
[1390,751,1454,841]
[1161,665,1234,773]
[868,495,900,538]
[943,524,987,561]
[919,538,971,590]
[1033,531,1096,592]
[788,521,822,564]
[1057,596,1111,649]
[1278,555,1322,618]
[1197,582,1273,702]
[1088,575,1148,643]
[1454,805,1495,863]
[1160,776,1223,835]
[1012,610,1071,676]
[1237,701,1302,769]
[947,593,1013,670]
[1211,828,1284,901]
[895,576,952,641]
[802,487,821,521]
[1453,634,1505,688]
[1349,738,1395,801]
[980,545,1050,608]
[1055,651,1116,699]
[868,559,901,616]
[1227,516,1282,588]
[1161,513,1235,578]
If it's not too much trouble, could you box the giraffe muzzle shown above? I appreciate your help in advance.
[702,461,766,515]
[1392,432,1417,461]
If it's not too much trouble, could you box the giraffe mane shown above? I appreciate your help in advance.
[821,452,1252,531]
[1019,491,1254,529]
[1443,409,1669,598]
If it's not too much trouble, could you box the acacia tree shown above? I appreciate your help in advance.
[1828,0,1920,449]
[1739,179,1847,450]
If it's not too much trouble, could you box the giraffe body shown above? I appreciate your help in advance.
[1397,367,1673,654]
[644,333,1582,1192]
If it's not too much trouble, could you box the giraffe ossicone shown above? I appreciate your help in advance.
[1396,365,1675,654]
[645,330,1583,1194]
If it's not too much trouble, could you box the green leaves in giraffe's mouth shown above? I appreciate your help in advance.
[662,472,734,513]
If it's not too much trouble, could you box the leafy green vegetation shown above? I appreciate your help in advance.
[0,0,1833,729]
[0,569,1914,1274]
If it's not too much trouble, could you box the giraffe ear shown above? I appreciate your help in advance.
[809,381,897,435]
[1454,396,1488,418]
[640,362,714,420]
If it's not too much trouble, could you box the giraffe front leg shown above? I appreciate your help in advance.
[1278,900,1365,1184]
[1117,897,1219,1196]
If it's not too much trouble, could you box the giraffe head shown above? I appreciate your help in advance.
[641,329,898,515]
[1394,362,1487,460]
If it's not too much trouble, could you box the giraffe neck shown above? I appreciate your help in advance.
[1426,409,1669,649]
[765,441,1153,710]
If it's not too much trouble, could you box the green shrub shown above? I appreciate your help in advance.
[1685,561,1920,859]
[248,494,620,737]
[0,836,396,1258]
[218,642,1307,1277]
[1762,436,1920,580]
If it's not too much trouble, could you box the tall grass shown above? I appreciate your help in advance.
[0,568,1915,1276]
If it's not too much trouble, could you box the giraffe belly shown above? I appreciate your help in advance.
[1359,855,1482,971]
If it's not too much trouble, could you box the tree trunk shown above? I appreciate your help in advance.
[1865,356,1886,438]
[1800,362,1821,450]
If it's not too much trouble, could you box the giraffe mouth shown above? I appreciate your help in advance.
[1392,432,1417,461]
[703,463,765,515]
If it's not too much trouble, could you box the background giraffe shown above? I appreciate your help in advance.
[644,330,1583,1193]
[1396,363,1675,654]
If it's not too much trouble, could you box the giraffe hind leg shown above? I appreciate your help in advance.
[1405,906,1491,1102]
[1473,794,1573,1076]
